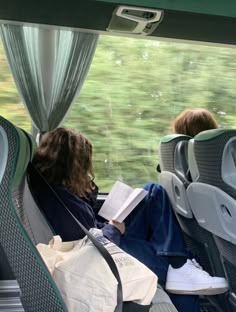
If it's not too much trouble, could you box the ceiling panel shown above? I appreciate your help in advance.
[0,0,236,45]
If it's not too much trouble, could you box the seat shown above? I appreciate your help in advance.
[159,134,228,312]
[187,129,236,311]
[159,134,192,218]
[0,115,67,312]
[0,115,180,312]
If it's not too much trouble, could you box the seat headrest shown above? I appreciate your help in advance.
[159,134,191,173]
[191,128,236,199]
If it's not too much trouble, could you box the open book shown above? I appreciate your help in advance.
[98,181,148,223]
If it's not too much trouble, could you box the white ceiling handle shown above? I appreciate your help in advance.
[107,6,164,35]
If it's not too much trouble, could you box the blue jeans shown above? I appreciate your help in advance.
[120,183,200,312]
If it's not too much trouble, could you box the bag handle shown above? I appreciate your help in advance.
[28,162,123,312]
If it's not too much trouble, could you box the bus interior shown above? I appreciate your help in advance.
[0,1,236,311]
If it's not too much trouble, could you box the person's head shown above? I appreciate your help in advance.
[32,127,94,197]
[173,108,218,137]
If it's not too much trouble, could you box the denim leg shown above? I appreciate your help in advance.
[124,182,188,257]
[120,237,169,286]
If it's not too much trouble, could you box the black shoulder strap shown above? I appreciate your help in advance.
[28,162,123,312]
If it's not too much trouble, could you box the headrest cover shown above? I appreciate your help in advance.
[160,134,191,143]
[194,129,233,141]
[193,129,236,199]
[159,134,191,173]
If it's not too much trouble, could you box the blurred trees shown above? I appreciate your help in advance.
[1,35,236,190]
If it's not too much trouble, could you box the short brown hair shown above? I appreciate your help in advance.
[173,108,218,137]
[32,128,94,197]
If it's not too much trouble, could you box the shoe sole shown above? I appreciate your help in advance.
[166,281,229,295]
[166,287,228,295]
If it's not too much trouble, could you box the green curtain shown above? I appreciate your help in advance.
[0,24,98,132]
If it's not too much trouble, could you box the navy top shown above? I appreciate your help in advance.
[30,179,121,245]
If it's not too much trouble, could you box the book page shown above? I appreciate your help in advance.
[113,188,148,222]
[98,181,134,221]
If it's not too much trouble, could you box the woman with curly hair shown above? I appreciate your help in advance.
[31,128,124,244]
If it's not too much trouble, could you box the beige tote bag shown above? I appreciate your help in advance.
[37,229,157,312]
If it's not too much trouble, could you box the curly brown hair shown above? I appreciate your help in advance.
[32,128,94,197]
[173,108,218,137]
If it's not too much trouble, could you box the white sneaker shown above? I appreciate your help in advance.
[165,259,229,295]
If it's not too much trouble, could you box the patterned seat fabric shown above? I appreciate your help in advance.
[0,116,67,312]
[187,129,236,310]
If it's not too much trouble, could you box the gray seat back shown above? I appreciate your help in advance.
[160,133,227,312]
[187,182,236,244]
[187,129,236,308]
[0,116,67,312]
[159,134,192,218]
[187,129,236,242]
[21,177,54,244]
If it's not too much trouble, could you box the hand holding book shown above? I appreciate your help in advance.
[98,181,148,223]
[109,220,126,234]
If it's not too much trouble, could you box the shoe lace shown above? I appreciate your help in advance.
[186,259,210,277]
[191,259,203,270]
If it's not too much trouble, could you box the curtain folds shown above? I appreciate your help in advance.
[0,24,98,132]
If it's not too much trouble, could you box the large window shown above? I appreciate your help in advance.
[1,35,236,190]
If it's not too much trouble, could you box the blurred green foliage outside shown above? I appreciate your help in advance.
[0,35,236,190]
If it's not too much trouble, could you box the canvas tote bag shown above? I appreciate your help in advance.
[37,228,157,312]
